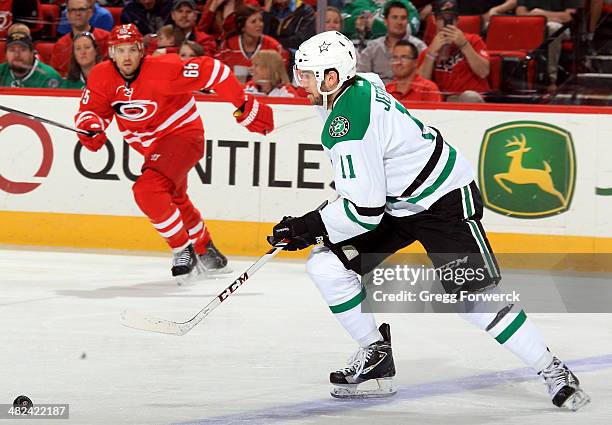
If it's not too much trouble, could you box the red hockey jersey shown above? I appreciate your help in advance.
[217,35,288,76]
[76,54,245,154]
[51,28,110,77]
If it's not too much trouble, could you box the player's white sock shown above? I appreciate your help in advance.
[334,301,382,347]
[460,296,552,372]
[307,246,381,347]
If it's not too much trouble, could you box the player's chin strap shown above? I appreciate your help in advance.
[317,80,343,110]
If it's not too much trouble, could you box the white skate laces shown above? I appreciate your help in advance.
[539,356,591,411]
[340,347,374,377]
[172,247,192,267]
[540,358,571,397]
[171,245,206,285]
[330,324,396,399]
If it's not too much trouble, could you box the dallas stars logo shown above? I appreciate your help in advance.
[319,41,331,53]
[329,116,350,138]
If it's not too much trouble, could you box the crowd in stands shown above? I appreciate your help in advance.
[0,0,609,103]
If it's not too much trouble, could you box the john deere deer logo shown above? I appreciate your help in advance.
[495,134,566,205]
[479,121,575,218]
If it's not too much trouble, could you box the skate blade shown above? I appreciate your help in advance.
[175,262,207,286]
[203,266,234,278]
[562,388,591,411]
[331,378,396,399]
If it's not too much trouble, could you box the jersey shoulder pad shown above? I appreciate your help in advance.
[142,54,183,77]
[86,61,116,87]
[322,77,372,149]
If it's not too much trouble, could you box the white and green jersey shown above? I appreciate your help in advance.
[318,73,474,243]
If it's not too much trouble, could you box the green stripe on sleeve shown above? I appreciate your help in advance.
[495,310,527,344]
[343,199,378,231]
[330,287,367,313]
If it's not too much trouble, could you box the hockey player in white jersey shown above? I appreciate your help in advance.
[267,31,590,409]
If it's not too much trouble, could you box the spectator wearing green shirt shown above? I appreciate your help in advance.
[344,0,421,46]
[356,0,427,83]
[62,31,102,89]
[0,32,62,89]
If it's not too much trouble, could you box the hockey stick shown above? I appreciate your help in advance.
[272,115,319,132]
[0,104,96,136]
[120,240,289,336]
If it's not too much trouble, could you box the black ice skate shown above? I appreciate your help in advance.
[172,244,205,285]
[199,240,232,276]
[330,323,396,399]
[539,356,591,411]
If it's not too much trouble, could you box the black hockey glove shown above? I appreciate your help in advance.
[267,210,327,251]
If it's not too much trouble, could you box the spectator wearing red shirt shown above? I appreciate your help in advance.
[170,0,217,57]
[51,0,110,77]
[386,40,442,102]
[217,5,288,83]
[197,0,260,42]
[417,0,490,102]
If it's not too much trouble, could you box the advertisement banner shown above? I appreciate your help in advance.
[1,91,611,254]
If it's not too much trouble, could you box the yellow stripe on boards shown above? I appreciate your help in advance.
[1,211,612,267]
[0,210,307,257]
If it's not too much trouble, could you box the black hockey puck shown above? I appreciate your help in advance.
[13,395,33,412]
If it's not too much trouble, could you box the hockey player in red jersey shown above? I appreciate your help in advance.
[75,24,274,283]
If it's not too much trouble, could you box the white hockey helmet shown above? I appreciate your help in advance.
[294,31,357,97]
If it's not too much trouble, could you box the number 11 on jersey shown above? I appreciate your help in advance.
[340,154,356,179]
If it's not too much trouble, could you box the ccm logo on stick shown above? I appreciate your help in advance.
[219,273,249,301]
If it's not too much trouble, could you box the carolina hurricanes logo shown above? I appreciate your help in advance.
[0,11,12,31]
[111,100,158,122]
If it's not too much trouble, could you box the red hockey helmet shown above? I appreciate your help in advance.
[108,24,144,49]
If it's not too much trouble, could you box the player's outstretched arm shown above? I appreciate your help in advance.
[206,60,274,136]
[168,56,274,135]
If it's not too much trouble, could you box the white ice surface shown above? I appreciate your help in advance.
[1,248,611,425]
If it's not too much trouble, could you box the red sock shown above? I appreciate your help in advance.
[188,222,211,254]
[172,185,210,255]
[133,169,190,251]
[151,207,190,251]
